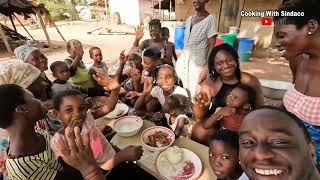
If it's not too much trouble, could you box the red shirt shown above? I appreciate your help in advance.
[221,114,246,132]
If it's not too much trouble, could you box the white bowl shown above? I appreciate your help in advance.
[259,79,293,100]
[105,102,129,119]
[141,126,175,152]
[113,116,143,137]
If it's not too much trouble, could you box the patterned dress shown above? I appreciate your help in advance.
[175,15,218,98]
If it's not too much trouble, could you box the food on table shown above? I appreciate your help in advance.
[147,131,171,147]
[157,146,195,180]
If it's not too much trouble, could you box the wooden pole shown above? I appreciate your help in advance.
[35,9,51,46]
[50,17,66,43]
[13,14,35,41]
[0,24,13,54]
[159,0,161,20]
[9,15,17,33]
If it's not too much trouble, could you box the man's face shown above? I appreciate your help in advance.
[239,109,317,180]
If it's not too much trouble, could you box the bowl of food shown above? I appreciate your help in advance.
[113,116,143,137]
[141,126,175,152]
[259,79,293,100]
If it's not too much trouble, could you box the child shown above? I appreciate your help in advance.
[209,130,248,180]
[163,94,193,137]
[134,65,188,118]
[161,27,177,65]
[89,46,108,75]
[142,48,163,80]
[50,61,84,97]
[51,90,143,171]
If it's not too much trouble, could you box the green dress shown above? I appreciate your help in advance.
[65,57,94,89]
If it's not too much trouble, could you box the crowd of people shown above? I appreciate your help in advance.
[0,0,319,179]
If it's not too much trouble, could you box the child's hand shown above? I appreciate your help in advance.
[93,72,120,91]
[119,50,127,64]
[120,145,143,162]
[135,25,144,40]
[125,91,140,99]
[194,93,210,108]
[143,77,154,94]
[217,107,236,117]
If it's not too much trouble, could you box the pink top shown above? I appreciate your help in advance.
[283,87,320,126]
[50,111,116,170]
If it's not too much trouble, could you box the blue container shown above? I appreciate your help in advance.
[174,26,186,50]
[238,38,255,53]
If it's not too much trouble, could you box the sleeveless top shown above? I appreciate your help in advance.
[208,81,240,115]
[283,87,320,126]
[166,114,194,138]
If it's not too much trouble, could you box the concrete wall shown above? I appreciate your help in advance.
[109,0,141,25]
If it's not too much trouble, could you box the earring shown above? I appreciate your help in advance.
[308,32,312,35]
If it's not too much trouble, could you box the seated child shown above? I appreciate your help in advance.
[209,130,248,180]
[208,84,256,132]
[51,90,143,171]
[161,27,177,66]
[141,48,163,81]
[50,61,84,97]
[134,65,188,122]
[163,94,193,137]
[89,46,108,75]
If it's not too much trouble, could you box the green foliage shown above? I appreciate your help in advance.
[40,1,80,21]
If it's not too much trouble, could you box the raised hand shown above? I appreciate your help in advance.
[143,77,154,94]
[119,50,127,65]
[135,25,144,40]
[92,72,120,91]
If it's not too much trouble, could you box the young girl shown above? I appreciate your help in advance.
[134,64,188,113]
[51,90,143,171]
[209,130,248,180]
[89,47,108,75]
[163,94,193,137]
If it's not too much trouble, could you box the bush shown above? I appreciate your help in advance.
[43,2,79,21]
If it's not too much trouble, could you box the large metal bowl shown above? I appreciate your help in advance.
[259,79,293,100]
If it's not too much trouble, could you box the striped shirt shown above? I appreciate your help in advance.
[6,128,63,180]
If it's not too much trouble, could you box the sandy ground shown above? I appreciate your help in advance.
[0,21,292,106]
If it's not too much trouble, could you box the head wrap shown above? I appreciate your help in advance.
[14,41,40,62]
[0,62,41,88]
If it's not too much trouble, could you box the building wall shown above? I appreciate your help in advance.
[109,0,141,25]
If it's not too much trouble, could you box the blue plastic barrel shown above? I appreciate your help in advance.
[174,26,186,50]
[238,38,255,53]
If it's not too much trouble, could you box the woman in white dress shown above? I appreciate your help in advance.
[175,0,217,98]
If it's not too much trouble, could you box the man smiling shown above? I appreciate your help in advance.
[239,106,320,180]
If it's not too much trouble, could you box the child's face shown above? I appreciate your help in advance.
[162,31,169,41]
[156,67,175,92]
[56,95,87,130]
[143,56,157,72]
[91,48,103,63]
[226,88,249,109]
[209,140,239,179]
[128,54,142,70]
[53,64,70,81]
[149,25,161,40]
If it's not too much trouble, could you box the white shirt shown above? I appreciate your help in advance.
[238,173,249,180]
[150,85,188,107]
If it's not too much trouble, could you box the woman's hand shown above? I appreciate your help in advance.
[60,127,102,179]
[135,25,144,40]
[216,107,236,117]
[93,72,120,91]
[143,77,154,94]
[118,145,143,162]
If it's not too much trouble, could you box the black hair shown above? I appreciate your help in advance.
[148,19,161,30]
[53,89,84,110]
[143,48,161,60]
[274,0,320,29]
[50,61,68,73]
[232,84,257,108]
[155,64,176,79]
[66,39,81,51]
[254,106,312,142]
[165,94,192,114]
[209,129,239,150]
[0,84,26,129]
[161,27,170,34]
[128,53,142,62]
[208,43,241,80]
[89,46,101,57]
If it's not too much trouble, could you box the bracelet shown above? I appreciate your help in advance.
[84,168,102,180]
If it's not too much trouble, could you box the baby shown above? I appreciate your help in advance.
[50,61,84,97]
[51,90,143,171]
[163,94,193,137]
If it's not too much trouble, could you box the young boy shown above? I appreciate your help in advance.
[89,46,108,75]
[161,27,177,65]
[50,61,84,97]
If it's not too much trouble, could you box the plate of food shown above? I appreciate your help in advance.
[105,102,129,119]
[156,146,202,180]
[141,126,175,152]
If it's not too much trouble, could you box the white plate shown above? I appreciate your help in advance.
[156,148,203,180]
[105,103,129,119]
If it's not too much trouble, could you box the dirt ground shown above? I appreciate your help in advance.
[0,21,292,105]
